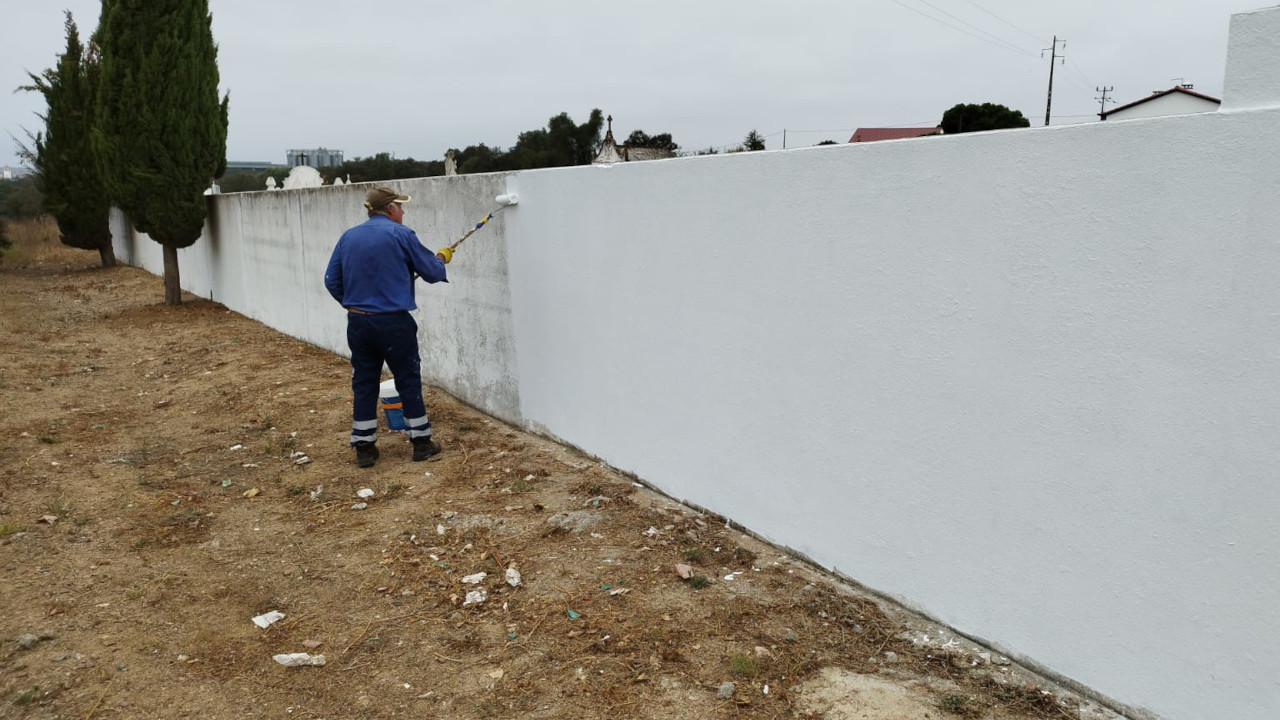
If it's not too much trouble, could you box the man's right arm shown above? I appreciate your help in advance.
[402,229,448,284]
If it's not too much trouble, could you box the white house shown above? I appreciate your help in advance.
[1100,84,1221,121]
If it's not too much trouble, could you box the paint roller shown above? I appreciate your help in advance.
[436,193,519,263]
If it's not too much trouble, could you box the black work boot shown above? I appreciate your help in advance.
[412,437,442,462]
[355,442,379,468]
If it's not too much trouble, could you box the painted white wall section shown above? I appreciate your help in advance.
[1221,5,1280,111]
[111,9,1280,719]
[1104,92,1219,121]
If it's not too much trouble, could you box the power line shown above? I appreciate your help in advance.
[1066,59,1095,89]
[885,0,1032,57]
[961,0,1044,44]
[1063,72,1093,97]
[913,0,1032,56]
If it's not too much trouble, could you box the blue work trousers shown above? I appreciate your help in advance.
[346,312,432,445]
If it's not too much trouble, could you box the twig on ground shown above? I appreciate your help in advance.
[83,676,115,720]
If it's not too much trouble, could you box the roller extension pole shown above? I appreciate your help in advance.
[448,194,519,252]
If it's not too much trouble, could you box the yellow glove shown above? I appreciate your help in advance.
[437,247,453,264]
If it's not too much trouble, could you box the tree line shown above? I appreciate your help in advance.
[220,123,775,191]
[20,1,226,304]
[221,115,695,190]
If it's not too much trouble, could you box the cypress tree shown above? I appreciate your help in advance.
[95,0,228,305]
[22,12,116,267]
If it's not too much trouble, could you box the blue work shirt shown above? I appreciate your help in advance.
[324,215,448,313]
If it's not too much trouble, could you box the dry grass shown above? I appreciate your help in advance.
[0,215,65,267]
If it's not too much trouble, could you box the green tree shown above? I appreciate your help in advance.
[452,143,508,175]
[0,178,43,219]
[22,12,115,267]
[939,103,1030,134]
[506,109,604,169]
[95,0,229,305]
[816,140,838,146]
[216,168,291,193]
[324,153,441,184]
[742,129,766,151]
[624,130,679,153]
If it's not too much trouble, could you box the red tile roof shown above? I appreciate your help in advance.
[848,127,942,143]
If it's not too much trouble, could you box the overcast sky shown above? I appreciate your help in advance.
[1,1,1269,169]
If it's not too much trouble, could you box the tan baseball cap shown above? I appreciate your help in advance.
[364,186,411,211]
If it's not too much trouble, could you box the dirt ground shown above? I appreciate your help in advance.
[0,223,1124,720]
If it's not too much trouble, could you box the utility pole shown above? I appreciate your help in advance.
[783,129,787,149]
[1096,85,1115,118]
[1042,36,1065,126]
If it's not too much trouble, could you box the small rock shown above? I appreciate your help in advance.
[992,655,1011,666]
[717,681,736,699]
[545,511,598,533]
[350,503,368,511]
[977,651,992,664]
[243,488,261,498]
[356,488,375,499]
[51,653,69,662]
[674,563,693,579]
[505,568,522,587]
[783,627,799,643]
[884,651,899,663]
[301,640,322,649]
[17,634,43,650]
[293,456,312,465]
[461,572,487,584]
[463,590,487,606]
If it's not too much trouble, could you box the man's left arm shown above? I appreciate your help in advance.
[323,243,345,302]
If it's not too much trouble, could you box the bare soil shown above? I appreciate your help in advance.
[0,225,1121,720]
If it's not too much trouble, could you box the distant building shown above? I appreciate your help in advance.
[848,127,942,143]
[2,165,11,180]
[287,148,343,168]
[1099,85,1221,121]
[594,115,676,164]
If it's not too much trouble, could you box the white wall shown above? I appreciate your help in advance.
[113,8,1280,719]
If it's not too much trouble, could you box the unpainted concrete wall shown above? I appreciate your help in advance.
[112,8,1280,719]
